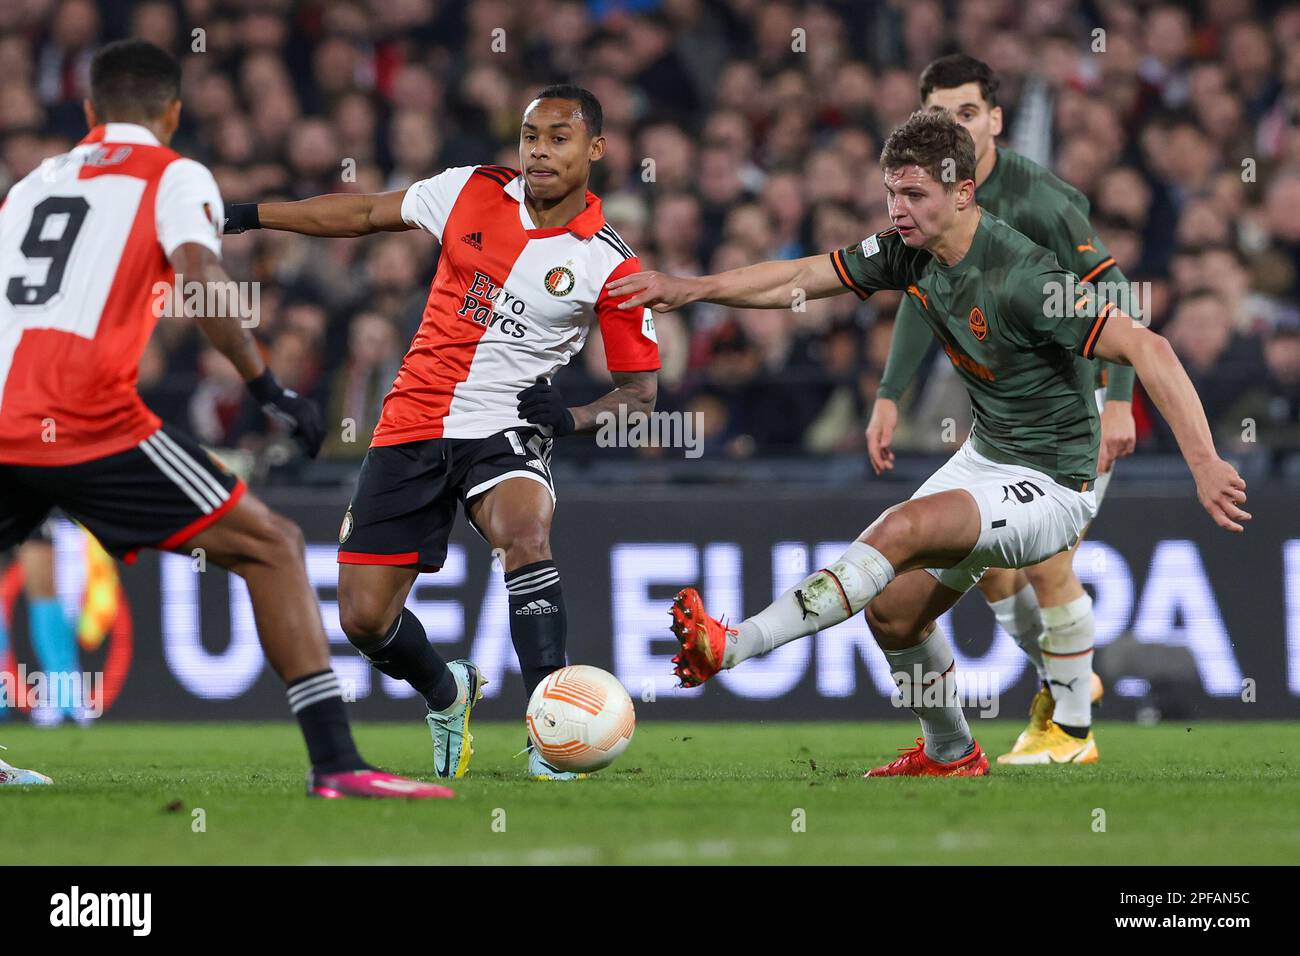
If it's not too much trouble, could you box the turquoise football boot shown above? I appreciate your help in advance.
[0,748,52,785]
[526,742,588,781]
[426,660,485,779]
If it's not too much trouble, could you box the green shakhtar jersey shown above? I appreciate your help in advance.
[834,212,1114,489]
[881,146,1134,402]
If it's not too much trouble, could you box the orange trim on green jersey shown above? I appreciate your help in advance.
[830,249,869,299]
[1081,302,1116,358]
[1079,257,1117,285]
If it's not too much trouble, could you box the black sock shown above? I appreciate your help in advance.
[1057,722,1090,739]
[287,670,370,773]
[505,560,567,698]
[360,608,458,711]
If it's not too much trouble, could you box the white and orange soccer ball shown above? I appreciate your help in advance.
[525,665,636,773]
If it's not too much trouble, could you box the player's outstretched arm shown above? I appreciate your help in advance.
[168,242,326,457]
[1092,312,1250,532]
[607,254,845,312]
[224,190,411,238]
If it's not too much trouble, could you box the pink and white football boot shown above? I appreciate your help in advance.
[307,768,454,799]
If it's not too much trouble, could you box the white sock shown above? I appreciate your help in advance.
[1040,593,1095,730]
[988,584,1046,681]
[883,625,973,763]
[725,541,895,668]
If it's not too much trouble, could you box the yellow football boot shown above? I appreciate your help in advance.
[1010,685,1056,751]
[1009,673,1103,752]
[997,720,1099,765]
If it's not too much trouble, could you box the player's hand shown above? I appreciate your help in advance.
[606,271,697,313]
[1098,400,1136,474]
[223,203,261,236]
[247,370,325,457]
[865,397,898,475]
[517,378,575,436]
[1191,458,1250,533]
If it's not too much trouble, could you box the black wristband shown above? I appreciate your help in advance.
[225,202,261,234]
[246,369,282,404]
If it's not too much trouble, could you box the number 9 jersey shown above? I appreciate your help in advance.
[0,122,223,466]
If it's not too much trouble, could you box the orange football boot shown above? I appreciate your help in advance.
[864,738,990,777]
[668,587,734,687]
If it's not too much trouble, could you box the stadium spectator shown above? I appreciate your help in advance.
[3,0,1296,478]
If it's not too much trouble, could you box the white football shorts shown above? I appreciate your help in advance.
[1092,387,1114,506]
[912,438,1098,593]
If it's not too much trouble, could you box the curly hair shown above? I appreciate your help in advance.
[879,109,977,191]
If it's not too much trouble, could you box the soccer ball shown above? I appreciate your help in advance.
[525,665,635,773]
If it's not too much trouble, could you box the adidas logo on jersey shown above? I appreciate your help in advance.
[525,458,547,473]
[516,599,558,615]
[461,231,483,250]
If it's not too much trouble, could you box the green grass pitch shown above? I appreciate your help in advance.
[2,721,1296,865]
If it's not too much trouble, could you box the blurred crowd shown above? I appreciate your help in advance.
[2,0,1299,476]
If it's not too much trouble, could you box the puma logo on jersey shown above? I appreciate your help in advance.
[906,284,929,310]
[1076,237,1097,253]
[461,231,483,250]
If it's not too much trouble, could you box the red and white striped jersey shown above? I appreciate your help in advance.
[0,123,223,466]
[372,164,660,445]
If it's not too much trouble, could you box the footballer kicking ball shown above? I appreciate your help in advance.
[525,665,636,773]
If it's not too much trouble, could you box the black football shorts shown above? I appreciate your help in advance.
[338,428,555,572]
[0,424,244,563]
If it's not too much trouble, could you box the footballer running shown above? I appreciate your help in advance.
[609,109,1248,778]
[224,85,661,780]
[0,40,449,798]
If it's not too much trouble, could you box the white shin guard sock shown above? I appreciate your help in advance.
[988,584,1047,681]
[727,541,895,668]
[1040,593,1095,729]
[883,625,973,763]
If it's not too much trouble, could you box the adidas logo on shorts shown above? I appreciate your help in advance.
[525,458,546,473]
[516,599,558,615]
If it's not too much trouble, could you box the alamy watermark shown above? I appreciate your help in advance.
[1043,276,1153,326]
[891,664,1001,718]
[595,406,704,459]
[151,274,260,327]
[0,665,104,719]
[50,886,151,936]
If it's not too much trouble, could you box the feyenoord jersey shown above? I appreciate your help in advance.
[0,123,224,466]
[372,164,660,445]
